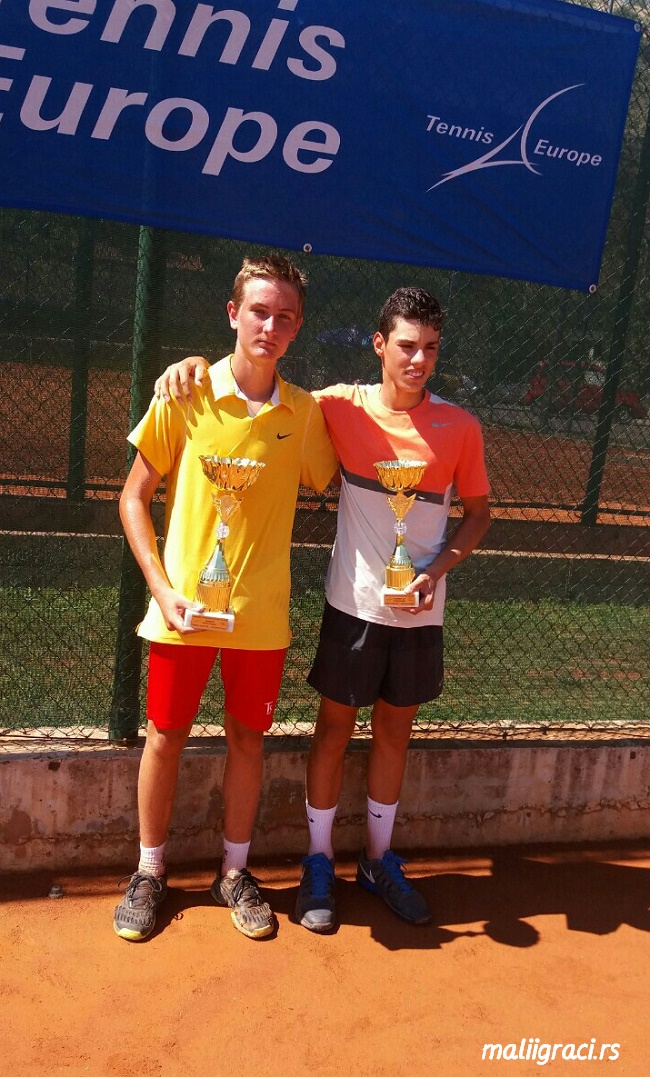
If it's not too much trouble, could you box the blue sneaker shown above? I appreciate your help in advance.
[295,853,336,932]
[356,849,431,925]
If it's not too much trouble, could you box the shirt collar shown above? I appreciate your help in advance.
[209,355,295,412]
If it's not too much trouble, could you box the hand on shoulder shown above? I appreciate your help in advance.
[154,356,210,405]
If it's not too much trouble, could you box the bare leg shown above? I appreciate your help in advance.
[138,719,194,847]
[222,711,265,844]
[306,695,358,809]
[367,700,418,806]
[358,700,431,924]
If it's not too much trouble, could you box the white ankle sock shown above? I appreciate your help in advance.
[222,839,250,876]
[366,798,398,860]
[306,802,337,859]
[138,842,166,878]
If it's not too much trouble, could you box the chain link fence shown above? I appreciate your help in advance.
[1,0,648,743]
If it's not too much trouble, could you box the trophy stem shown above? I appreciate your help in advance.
[196,538,231,613]
[386,534,416,591]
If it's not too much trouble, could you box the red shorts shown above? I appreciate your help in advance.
[146,643,287,732]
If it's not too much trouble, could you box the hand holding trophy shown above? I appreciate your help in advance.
[374,459,427,608]
[184,455,265,632]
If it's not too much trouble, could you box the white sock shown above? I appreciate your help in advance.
[138,842,166,878]
[222,839,250,876]
[366,798,398,861]
[306,802,337,859]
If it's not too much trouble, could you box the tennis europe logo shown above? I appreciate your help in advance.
[427,85,604,191]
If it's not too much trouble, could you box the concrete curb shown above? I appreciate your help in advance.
[2,738,650,871]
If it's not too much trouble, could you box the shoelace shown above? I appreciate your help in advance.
[305,855,334,899]
[230,871,264,907]
[119,873,164,905]
[377,852,412,894]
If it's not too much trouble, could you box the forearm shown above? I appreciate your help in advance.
[119,492,172,604]
[424,508,490,583]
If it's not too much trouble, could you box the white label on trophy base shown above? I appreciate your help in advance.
[183,608,235,632]
[380,586,420,608]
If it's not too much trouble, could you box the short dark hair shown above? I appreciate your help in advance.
[232,253,307,316]
[378,287,444,338]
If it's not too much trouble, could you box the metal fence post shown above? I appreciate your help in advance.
[109,226,167,744]
[582,72,650,526]
[66,217,97,500]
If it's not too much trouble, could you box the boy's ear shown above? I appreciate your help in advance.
[227,300,238,329]
[373,331,385,357]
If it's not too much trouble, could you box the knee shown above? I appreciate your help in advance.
[371,717,412,754]
[144,722,190,761]
[226,720,264,761]
[313,718,353,756]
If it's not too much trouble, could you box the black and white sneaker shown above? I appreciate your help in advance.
[356,849,431,924]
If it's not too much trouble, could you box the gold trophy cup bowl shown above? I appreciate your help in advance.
[183,455,265,631]
[374,459,427,608]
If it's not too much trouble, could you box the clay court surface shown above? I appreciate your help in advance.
[3,845,650,1077]
[2,363,649,525]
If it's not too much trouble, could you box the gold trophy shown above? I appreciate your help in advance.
[374,459,427,607]
[184,455,265,632]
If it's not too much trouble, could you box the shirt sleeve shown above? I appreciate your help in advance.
[127,394,188,478]
[299,395,338,492]
[454,415,490,498]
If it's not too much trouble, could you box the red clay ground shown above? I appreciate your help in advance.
[3,845,650,1077]
[2,363,649,525]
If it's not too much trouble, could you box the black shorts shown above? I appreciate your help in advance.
[307,601,444,709]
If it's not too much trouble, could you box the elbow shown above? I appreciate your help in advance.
[119,488,141,533]
[480,506,491,540]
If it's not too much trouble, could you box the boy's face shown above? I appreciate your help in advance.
[374,317,441,402]
[228,277,303,366]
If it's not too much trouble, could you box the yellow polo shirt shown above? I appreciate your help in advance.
[128,356,337,650]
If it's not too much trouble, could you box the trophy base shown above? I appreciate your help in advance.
[183,608,235,632]
[380,586,420,608]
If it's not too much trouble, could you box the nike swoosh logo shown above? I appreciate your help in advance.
[431,422,452,428]
[368,810,382,818]
[277,432,293,440]
[359,862,375,884]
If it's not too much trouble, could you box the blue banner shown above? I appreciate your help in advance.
[0,0,640,290]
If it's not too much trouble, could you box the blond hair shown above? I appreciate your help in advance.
[232,253,307,316]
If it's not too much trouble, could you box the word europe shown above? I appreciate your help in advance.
[0,0,347,177]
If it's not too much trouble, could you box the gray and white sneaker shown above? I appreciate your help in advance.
[212,868,276,939]
[356,849,431,925]
[113,872,168,941]
[295,853,336,932]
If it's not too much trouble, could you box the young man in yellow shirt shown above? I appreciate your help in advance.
[114,254,337,942]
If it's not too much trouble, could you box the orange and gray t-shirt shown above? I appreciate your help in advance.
[313,382,490,628]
